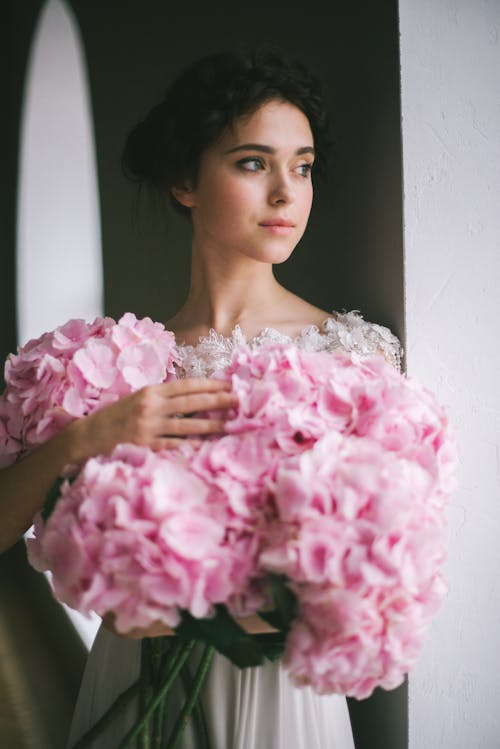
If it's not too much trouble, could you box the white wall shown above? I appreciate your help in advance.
[18,0,103,649]
[17,0,103,345]
[399,1,500,747]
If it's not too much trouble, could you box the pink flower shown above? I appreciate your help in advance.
[18,335,457,698]
[28,443,263,631]
[1,314,180,464]
[73,339,118,389]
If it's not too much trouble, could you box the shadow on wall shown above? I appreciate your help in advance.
[0,542,86,749]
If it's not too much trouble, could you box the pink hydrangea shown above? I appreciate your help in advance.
[260,431,453,698]
[17,336,457,698]
[27,443,263,633]
[207,344,456,696]
[0,314,179,465]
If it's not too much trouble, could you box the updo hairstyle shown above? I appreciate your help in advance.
[122,47,330,217]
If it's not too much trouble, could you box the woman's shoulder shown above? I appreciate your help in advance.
[273,292,329,336]
[293,309,403,370]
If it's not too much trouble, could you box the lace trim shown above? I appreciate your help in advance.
[175,311,402,379]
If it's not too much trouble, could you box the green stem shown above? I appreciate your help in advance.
[180,660,212,749]
[152,638,165,680]
[152,638,170,747]
[118,639,196,749]
[70,678,143,749]
[165,645,215,749]
[140,639,153,749]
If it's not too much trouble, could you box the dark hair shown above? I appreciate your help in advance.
[123,47,331,217]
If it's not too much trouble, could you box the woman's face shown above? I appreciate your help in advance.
[175,99,315,265]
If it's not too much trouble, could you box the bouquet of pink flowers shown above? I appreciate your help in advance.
[0,313,178,468]
[199,345,457,696]
[1,321,457,747]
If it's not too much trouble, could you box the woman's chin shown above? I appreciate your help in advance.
[252,243,298,266]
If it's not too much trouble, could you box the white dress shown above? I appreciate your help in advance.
[66,312,401,749]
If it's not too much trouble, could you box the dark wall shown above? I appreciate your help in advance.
[4,1,407,747]
[2,0,45,372]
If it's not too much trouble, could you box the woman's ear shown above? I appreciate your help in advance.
[171,183,196,208]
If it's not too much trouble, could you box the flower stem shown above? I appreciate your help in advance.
[118,639,196,749]
[180,660,212,749]
[165,645,215,749]
[152,638,170,746]
[140,639,153,749]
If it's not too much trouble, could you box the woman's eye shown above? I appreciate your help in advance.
[296,163,313,177]
[237,157,265,172]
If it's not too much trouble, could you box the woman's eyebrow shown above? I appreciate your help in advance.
[224,143,315,156]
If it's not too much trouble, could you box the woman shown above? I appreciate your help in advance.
[1,48,400,747]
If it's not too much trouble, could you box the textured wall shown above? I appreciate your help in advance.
[399,1,500,747]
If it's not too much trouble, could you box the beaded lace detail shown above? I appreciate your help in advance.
[175,311,402,379]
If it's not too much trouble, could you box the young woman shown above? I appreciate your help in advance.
[1,48,400,748]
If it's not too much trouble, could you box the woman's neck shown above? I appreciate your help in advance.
[169,245,290,339]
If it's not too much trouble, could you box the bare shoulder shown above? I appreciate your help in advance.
[278,291,331,335]
[163,311,208,346]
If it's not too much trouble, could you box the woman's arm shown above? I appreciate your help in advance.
[0,378,237,554]
[0,421,83,554]
[102,612,277,639]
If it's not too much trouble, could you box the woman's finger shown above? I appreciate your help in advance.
[151,437,189,451]
[103,612,174,639]
[162,418,227,436]
[154,378,232,398]
[165,391,238,416]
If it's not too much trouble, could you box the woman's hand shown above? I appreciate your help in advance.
[102,612,175,639]
[102,612,278,640]
[0,378,237,553]
[72,378,238,464]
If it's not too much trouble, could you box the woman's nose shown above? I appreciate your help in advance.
[268,170,295,205]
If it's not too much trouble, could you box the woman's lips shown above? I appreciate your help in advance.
[259,220,295,236]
